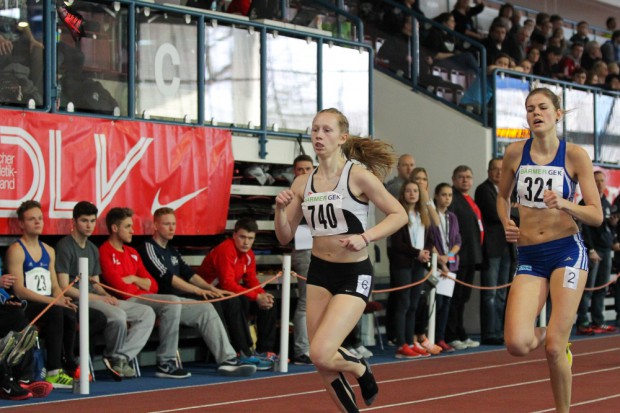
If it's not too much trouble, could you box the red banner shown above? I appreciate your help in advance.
[0,110,233,235]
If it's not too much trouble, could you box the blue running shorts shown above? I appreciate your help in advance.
[516,233,588,279]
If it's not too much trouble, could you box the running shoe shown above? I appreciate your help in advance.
[155,360,191,379]
[449,340,468,350]
[19,380,53,398]
[0,327,38,367]
[292,354,313,365]
[102,357,123,381]
[217,358,257,377]
[395,344,420,359]
[357,357,378,406]
[45,371,73,389]
[566,342,573,368]
[411,342,431,357]
[0,376,32,400]
[576,325,595,335]
[463,338,480,348]
[437,340,455,353]
[420,338,442,355]
[591,324,618,334]
[354,345,373,359]
[239,355,274,371]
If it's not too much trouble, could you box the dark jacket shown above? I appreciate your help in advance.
[449,188,483,267]
[475,179,509,259]
[388,222,434,270]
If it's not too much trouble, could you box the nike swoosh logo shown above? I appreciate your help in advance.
[151,187,208,214]
[2,387,11,393]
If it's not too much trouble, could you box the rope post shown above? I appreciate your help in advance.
[427,253,437,345]
[77,257,89,395]
[278,255,291,373]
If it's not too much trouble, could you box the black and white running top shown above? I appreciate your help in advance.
[301,160,369,237]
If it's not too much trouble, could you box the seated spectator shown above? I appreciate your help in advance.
[608,62,620,75]
[423,13,479,75]
[226,0,250,15]
[548,28,567,55]
[482,18,510,67]
[592,60,609,86]
[498,3,514,22]
[530,12,551,43]
[380,0,424,36]
[99,207,190,379]
[516,59,532,74]
[526,46,541,67]
[572,67,587,85]
[504,26,531,66]
[451,0,485,41]
[5,201,77,389]
[550,14,564,32]
[56,201,155,380]
[605,73,620,91]
[137,208,258,376]
[559,42,584,80]
[528,31,547,52]
[601,30,620,64]
[585,70,600,87]
[533,46,562,79]
[606,17,617,37]
[570,20,591,46]
[197,218,278,358]
[509,9,523,37]
[582,40,603,71]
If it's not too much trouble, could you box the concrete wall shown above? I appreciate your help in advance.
[373,70,494,334]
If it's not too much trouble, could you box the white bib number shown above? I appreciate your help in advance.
[24,267,52,296]
[517,165,564,208]
[302,191,348,236]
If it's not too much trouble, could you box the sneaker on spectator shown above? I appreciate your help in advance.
[19,380,52,398]
[0,376,32,400]
[449,340,468,350]
[102,357,123,381]
[217,358,257,377]
[437,340,455,353]
[155,360,191,379]
[576,325,595,335]
[293,354,313,365]
[411,342,431,357]
[346,347,361,358]
[591,324,618,334]
[239,355,274,372]
[45,370,73,389]
[355,345,373,359]
[395,344,420,359]
[420,338,442,355]
[119,359,136,378]
[463,338,480,348]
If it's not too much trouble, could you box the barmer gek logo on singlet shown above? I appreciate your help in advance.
[517,165,565,209]
[302,191,348,236]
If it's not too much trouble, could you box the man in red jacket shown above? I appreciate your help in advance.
[99,207,190,379]
[198,218,278,356]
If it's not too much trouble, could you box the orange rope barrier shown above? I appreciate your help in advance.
[93,272,283,304]
[584,273,619,292]
[28,277,80,326]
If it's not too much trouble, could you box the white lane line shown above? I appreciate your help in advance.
[145,349,620,413]
[360,366,620,411]
[531,392,620,412]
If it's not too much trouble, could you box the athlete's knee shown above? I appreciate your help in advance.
[309,345,334,371]
[544,335,566,363]
[505,336,532,356]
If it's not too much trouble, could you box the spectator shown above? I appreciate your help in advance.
[428,183,462,353]
[343,322,373,359]
[592,60,609,86]
[482,18,510,66]
[569,20,591,46]
[137,208,258,376]
[526,47,541,67]
[576,171,619,335]
[585,70,600,87]
[290,155,314,365]
[601,30,620,64]
[385,154,416,198]
[451,0,485,41]
[459,53,511,112]
[605,73,620,90]
[550,14,564,32]
[581,41,603,71]
[508,8,523,36]
[608,61,620,75]
[606,16,618,35]
[523,18,535,34]
[475,158,511,345]
[380,0,424,36]
[516,59,532,74]
[572,67,587,85]
[5,201,77,389]
[423,12,479,75]
[99,207,191,379]
[528,31,547,53]
[446,166,483,350]
[56,201,153,380]
[531,12,551,42]
[548,28,568,55]
[559,42,584,80]
[388,180,433,359]
[504,26,531,66]
[198,218,278,358]
[533,46,563,79]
